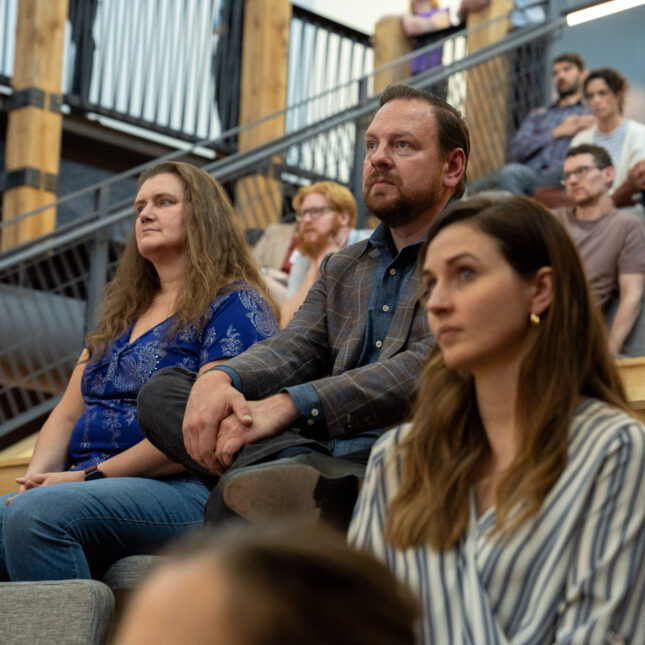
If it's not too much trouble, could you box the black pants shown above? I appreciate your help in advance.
[137,367,367,524]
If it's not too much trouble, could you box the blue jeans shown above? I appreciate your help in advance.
[0,477,208,581]
[469,163,563,196]
[330,430,382,458]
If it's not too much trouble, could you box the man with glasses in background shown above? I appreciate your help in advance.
[281,182,372,326]
[555,144,645,355]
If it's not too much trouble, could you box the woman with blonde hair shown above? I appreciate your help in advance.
[350,196,645,643]
[0,161,278,581]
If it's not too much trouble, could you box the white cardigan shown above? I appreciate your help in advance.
[571,119,645,189]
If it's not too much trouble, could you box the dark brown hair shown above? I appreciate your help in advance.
[566,143,613,169]
[584,68,629,114]
[552,52,585,71]
[387,196,631,550]
[379,84,470,198]
[157,522,418,645]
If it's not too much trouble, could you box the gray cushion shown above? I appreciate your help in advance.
[0,579,114,645]
[103,555,163,591]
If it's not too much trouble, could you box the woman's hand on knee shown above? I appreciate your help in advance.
[6,470,85,505]
[5,484,26,506]
[15,470,84,491]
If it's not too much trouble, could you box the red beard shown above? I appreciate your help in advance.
[296,216,343,258]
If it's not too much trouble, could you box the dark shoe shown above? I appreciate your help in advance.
[220,453,364,529]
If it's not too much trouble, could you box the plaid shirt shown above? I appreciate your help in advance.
[218,225,433,439]
[509,99,590,170]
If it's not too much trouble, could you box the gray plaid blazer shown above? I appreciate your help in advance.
[225,237,433,438]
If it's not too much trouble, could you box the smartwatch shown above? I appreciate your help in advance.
[84,465,106,481]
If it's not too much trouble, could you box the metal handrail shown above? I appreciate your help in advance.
[290,4,371,46]
[0,14,565,272]
[0,9,519,247]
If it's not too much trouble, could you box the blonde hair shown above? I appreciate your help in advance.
[386,197,633,551]
[293,181,358,227]
[86,161,277,358]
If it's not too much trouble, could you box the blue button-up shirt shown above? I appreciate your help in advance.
[508,99,590,170]
[286,223,422,427]
[214,223,423,432]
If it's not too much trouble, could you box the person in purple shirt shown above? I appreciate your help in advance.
[470,52,594,196]
[403,0,453,75]
[0,162,278,581]
[402,0,486,100]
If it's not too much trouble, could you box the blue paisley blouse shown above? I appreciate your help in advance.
[68,284,278,470]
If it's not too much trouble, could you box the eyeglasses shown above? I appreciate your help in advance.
[294,206,336,222]
[562,165,596,183]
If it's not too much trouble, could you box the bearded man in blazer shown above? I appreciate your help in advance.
[139,84,469,524]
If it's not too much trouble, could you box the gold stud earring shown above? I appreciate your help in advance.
[530,313,540,326]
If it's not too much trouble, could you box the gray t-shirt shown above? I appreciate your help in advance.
[553,207,645,306]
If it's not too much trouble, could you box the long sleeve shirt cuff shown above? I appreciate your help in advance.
[284,383,325,428]
[208,365,242,391]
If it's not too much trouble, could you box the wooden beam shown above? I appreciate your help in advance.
[617,357,645,410]
[465,0,513,181]
[238,0,290,151]
[0,457,30,496]
[2,0,68,250]
[236,0,291,228]
[372,16,413,95]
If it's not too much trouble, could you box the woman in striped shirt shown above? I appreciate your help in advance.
[349,196,645,644]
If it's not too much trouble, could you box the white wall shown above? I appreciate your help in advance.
[293,0,409,34]
[552,4,645,121]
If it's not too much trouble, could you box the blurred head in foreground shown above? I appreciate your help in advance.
[115,522,418,645]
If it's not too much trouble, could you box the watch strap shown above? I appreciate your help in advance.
[84,465,106,481]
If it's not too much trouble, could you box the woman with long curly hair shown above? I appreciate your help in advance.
[0,161,278,581]
[349,196,645,643]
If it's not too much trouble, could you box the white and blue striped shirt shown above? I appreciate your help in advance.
[593,121,628,176]
[349,399,645,644]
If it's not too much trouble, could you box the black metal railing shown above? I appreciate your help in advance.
[0,0,227,144]
[65,0,224,144]
[0,1,376,149]
[287,5,372,132]
[0,10,560,249]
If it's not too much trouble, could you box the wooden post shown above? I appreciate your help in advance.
[235,0,291,229]
[616,357,645,409]
[2,0,68,250]
[464,0,513,181]
[0,457,31,496]
[372,16,412,95]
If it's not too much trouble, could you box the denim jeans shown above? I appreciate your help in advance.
[0,477,208,581]
[469,163,563,196]
[329,430,382,458]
